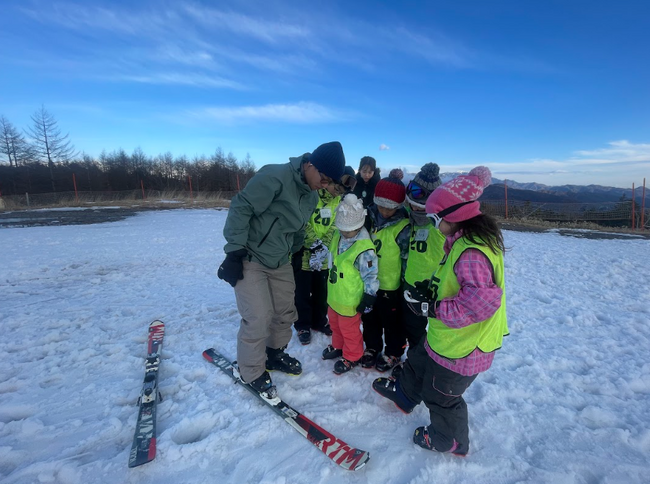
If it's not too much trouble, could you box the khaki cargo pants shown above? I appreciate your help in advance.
[235,260,297,383]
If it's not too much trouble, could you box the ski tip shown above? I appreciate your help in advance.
[202,348,216,361]
[150,320,165,327]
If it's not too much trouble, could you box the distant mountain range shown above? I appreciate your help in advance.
[425,171,648,204]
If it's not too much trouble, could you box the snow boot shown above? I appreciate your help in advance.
[266,346,302,375]
[391,361,404,378]
[372,377,416,414]
[333,358,360,375]
[297,329,312,345]
[360,348,379,369]
[322,344,343,360]
[376,354,400,373]
[313,322,333,336]
[413,426,464,455]
[242,370,279,403]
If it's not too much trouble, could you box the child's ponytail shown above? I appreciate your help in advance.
[456,214,505,255]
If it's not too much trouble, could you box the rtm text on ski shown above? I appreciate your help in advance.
[202,347,369,471]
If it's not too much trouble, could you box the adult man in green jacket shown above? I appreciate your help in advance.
[218,141,346,399]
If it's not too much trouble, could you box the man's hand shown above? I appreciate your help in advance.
[217,249,248,287]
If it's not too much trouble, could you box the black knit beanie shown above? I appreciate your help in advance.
[309,141,345,182]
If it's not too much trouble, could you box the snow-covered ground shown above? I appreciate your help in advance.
[0,209,649,484]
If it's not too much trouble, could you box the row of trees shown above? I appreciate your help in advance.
[0,108,256,195]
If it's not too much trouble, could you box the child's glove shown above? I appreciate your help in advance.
[356,293,376,314]
[217,248,248,287]
[404,281,436,317]
[309,239,329,271]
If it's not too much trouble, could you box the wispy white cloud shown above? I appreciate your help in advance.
[380,144,390,151]
[14,2,552,91]
[117,72,245,90]
[573,140,650,163]
[390,27,472,68]
[185,102,349,124]
[436,141,650,187]
[153,45,217,69]
[182,4,310,44]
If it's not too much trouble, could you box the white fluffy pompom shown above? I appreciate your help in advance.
[341,193,361,208]
[469,166,492,188]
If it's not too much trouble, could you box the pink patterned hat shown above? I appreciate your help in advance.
[425,166,492,223]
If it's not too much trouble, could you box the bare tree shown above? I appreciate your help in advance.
[26,106,77,191]
[0,115,33,167]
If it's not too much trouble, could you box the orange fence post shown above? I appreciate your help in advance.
[141,180,146,200]
[73,173,78,202]
[504,179,508,219]
[642,178,646,230]
[631,183,635,229]
[188,175,193,200]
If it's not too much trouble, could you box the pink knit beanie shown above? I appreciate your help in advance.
[425,166,492,223]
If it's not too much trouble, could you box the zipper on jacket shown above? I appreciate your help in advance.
[258,217,280,247]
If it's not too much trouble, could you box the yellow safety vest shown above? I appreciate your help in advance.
[404,224,445,287]
[371,219,409,291]
[327,232,376,316]
[427,238,508,358]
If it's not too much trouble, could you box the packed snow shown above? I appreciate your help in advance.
[0,209,649,484]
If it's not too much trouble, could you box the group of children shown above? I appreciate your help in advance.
[293,158,509,455]
[219,142,508,457]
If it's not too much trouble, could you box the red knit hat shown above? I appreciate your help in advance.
[425,166,492,223]
[374,176,406,209]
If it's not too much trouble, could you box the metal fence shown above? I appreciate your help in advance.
[481,199,649,228]
[1,190,648,229]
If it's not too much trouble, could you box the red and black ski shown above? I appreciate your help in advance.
[202,347,370,471]
[128,320,165,468]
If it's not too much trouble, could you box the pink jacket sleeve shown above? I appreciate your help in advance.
[436,248,502,329]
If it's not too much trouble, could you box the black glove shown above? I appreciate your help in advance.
[412,280,433,301]
[217,249,248,287]
[404,280,436,317]
[356,293,376,314]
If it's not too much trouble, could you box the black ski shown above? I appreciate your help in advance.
[202,348,370,471]
[128,320,165,468]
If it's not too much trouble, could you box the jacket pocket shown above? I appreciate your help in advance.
[258,217,280,248]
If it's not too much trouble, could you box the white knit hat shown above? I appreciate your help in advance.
[335,194,366,231]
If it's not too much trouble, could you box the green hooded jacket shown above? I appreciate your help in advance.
[223,155,318,269]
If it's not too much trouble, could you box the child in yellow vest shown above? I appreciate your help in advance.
[373,166,508,456]
[361,170,411,372]
[391,163,446,378]
[322,194,379,374]
[293,166,357,345]
[293,188,341,345]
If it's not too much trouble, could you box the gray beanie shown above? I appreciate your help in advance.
[412,163,441,192]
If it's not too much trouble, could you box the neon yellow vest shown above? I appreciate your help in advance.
[310,192,341,240]
[404,224,446,287]
[427,238,508,358]
[371,218,409,291]
[327,232,375,316]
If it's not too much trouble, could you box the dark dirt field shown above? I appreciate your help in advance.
[0,207,164,228]
[1,207,648,240]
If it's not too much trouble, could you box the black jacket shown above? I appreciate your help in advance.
[353,170,381,208]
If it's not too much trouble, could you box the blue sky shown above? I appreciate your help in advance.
[1,0,649,188]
